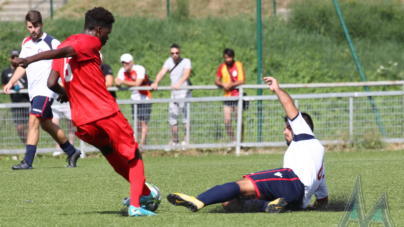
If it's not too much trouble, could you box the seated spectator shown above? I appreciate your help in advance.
[100,52,116,99]
[115,53,152,149]
[215,48,245,144]
[1,49,30,145]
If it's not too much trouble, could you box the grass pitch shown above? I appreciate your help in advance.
[0,150,403,226]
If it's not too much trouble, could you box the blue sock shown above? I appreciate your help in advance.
[262,201,270,212]
[24,145,36,166]
[196,182,241,206]
[59,141,76,157]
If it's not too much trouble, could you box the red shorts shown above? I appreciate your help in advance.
[75,111,138,160]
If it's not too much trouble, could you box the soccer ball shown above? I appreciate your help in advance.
[143,183,162,212]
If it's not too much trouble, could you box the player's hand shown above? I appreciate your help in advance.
[223,83,232,91]
[172,83,181,90]
[57,94,69,103]
[11,58,29,68]
[151,82,158,90]
[263,77,280,93]
[115,77,122,86]
[3,83,13,94]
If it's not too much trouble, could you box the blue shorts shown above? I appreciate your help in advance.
[244,168,304,206]
[30,96,54,121]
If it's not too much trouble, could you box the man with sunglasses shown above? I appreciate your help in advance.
[1,49,30,145]
[151,44,192,150]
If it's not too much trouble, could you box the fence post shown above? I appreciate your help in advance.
[349,97,354,142]
[236,89,244,156]
[186,102,191,146]
[134,104,138,143]
[294,99,299,109]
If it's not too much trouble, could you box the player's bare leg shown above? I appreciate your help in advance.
[223,105,235,142]
[67,119,75,145]
[16,123,27,145]
[171,124,179,144]
[26,114,41,145]
[40,119,80,167]
[137,121,148,147]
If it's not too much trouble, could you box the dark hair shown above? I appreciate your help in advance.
[284,112,314,132]
[25,10,42,26]
[223,48,235,57]
[170,43,180,49]
[84,7,115,30]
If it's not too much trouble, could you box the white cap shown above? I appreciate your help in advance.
[120,53,133,63]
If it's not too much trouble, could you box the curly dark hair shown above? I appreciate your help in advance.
[84,7,115,30]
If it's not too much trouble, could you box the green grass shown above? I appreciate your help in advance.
[0,150,403,226]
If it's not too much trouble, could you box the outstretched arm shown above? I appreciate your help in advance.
[264,77,298,120]
[48,70,68,103]
[11,46,76,68]
[151,67,168,90]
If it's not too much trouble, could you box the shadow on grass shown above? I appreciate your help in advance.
[209,195,348,213]
[71,209,128,217]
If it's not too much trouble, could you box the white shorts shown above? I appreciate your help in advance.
[169,91,192,125]
[52,105,72,120]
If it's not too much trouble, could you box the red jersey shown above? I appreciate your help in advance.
[51,34,120,126]
[216,61,245,97]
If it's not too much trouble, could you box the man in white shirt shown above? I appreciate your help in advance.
[3,10,80,170]
[115,53,152,148]
[151,44,192,150]
[166,77,328,213]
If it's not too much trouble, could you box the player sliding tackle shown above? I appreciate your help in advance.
[11,7,156,217]
[167,77,328,213]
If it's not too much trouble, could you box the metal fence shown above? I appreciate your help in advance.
[1,81,403,156]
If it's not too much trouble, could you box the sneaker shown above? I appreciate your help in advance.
[66,149,81,168]
[12,160,32,170]
[167,193,204,212]
[53,151,63,157]
[128,205,156,217]
[164,140,176,152]
[265,198,288,213]
[122,190,157,207]
[181,141,187,151]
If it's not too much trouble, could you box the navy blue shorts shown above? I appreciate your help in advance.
[244,168,304,206]
[30,96,54,121]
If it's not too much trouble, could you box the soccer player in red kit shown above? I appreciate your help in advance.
[11,7,156,217]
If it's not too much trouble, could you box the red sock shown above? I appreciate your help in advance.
[129,159,146,207]
[105,152,129,182]
[143,183,151,196]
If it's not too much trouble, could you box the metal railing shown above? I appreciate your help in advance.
[1,81,403,156]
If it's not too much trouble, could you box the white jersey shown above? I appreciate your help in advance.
[19,32,60,101]
[117,65,150,100]
[283,112,326,208]
[163,57,191,95]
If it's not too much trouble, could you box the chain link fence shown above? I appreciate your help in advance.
[0,82,403,156]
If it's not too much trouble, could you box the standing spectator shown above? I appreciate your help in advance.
[52,79,75,156]
[215,48,245,144]
[100,52,116,99]
[3,10,80,170]
[1,49,30,145]
[115,53,152,148]
[151,44,192,150]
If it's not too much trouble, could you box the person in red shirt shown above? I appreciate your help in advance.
[11,7,156,217]
[215,49,245,145]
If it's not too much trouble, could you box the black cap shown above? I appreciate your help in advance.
[10,49,20,57]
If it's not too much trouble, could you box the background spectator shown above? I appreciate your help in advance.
[115,53,152,149]
[1,49,29,145]
[151,44,192,150]
[215,48,245,144]
[100,52,116,99]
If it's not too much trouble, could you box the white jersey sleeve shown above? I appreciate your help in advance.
[288,112,314,136]
[51,39,60,50]
[314,164,328,201]
[117,68,125,80]
[19,38,28,58]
